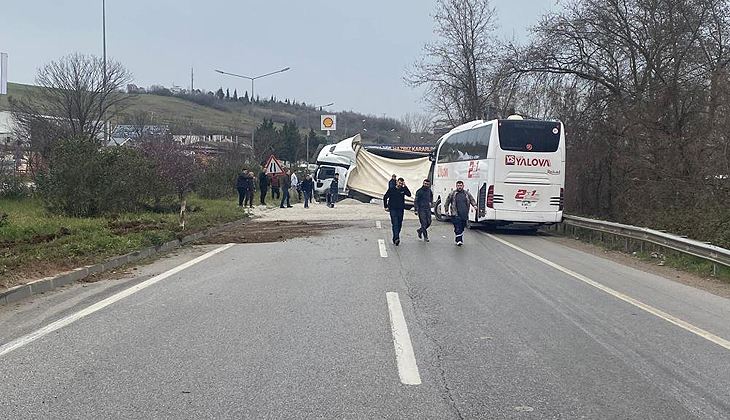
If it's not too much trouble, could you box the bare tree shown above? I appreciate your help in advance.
[505,0,730,237]
[128,110,152,139]
[401,113,433,134]
[405,0,499,125]
[11,53,133,160]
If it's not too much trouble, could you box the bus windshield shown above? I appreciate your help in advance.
[498,120,561,153]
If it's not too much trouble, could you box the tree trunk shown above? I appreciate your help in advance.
[179,199,187,230]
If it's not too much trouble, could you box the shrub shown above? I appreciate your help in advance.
[196,162,239,199]
[37,138,176,216]
[36,138,103,216]
[0,175,32,199]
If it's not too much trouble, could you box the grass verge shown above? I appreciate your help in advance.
[0,195,247,289]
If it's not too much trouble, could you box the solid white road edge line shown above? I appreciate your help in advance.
[486,233,730,351]
[0,243,236,358]
[386,292,422,385]
[378,239,388,258]
[376,221,382,229]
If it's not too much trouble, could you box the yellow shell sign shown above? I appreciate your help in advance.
[320,114,337,131]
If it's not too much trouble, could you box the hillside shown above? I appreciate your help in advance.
[0,83,417,142]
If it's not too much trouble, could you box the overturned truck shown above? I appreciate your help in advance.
[312,134,432,203]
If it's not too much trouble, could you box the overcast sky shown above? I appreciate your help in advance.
[1,0,561,118]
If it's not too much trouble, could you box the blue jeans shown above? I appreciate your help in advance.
[389,208,404,241]
[280,188,290,207]
[304,191,312,208]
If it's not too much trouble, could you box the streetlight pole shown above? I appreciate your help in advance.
[306,102,333,162]
[215,67,291,159]
[102,0,108,143]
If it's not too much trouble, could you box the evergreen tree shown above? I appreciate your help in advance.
[253,119,282,163]
[243,91,250,104]
[215,88,225,100]
[225,88,230,100]
[233,89,238,101]
[306,128,325,161]
[280,120,302,162]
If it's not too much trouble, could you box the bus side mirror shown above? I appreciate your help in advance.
[428,151,436,162]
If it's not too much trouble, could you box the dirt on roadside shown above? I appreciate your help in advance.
[198,220,342,244]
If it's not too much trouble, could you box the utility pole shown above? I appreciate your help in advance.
[191,67,194,92]
[102,0,108,143]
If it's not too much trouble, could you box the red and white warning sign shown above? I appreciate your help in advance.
[264,155,285,175]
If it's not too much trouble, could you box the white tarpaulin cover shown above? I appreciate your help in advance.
[347,146,432,202]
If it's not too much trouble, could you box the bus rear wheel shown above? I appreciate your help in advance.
[434,198,446,221]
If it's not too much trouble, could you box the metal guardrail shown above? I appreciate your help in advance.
[554,215,730,271]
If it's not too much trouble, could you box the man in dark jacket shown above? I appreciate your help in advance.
[270,174,280,199]
[301,173,315,208]
[388,174,397,189]
[258,171,269,205]
[444,180,477,246]
[236,169,247,207]
[327,173,340,208]
[279,170,293,208]
[414,179,433,242]
[243,171,256,208]
[383,177,411,245]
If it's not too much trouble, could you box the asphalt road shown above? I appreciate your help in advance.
[1,217,729,419]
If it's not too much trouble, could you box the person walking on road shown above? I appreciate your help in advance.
[414,179,433,242]
[258,171,269,206]
[383,177,411,246]
[270,174,280,199]
[388,174,397,189]
[236,168,248,207]
[327,173,340,208]
[444,180,477,246]
[301,174,315,208]
[243,171,256,208]
[279,170,293,208]
[291,172,300,200]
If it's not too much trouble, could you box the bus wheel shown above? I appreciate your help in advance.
[434,198,446,221]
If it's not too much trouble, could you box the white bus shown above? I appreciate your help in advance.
[431,116,565,228]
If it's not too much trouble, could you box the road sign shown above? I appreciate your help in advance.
[264,155,285,175]
[321,115,336,131]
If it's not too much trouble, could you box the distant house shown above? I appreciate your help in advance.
[108,124,170,146]
[173,134,205,145]
[0,110,29,173]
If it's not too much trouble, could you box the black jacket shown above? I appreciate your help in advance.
[243,175,255,192]
[258,172,269,188]
[236,173,247,188]
[388,179,397,189]
[301,178,314,194]
[414,186,433,211]
[329,178,339,194]
[383,185,412,210]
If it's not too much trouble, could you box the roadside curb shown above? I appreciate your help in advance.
[0,218,247,307]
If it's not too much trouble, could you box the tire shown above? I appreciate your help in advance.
[434,197,446,221]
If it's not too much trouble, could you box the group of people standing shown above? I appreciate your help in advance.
[383,174,477,247]
[236,168,319,209]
